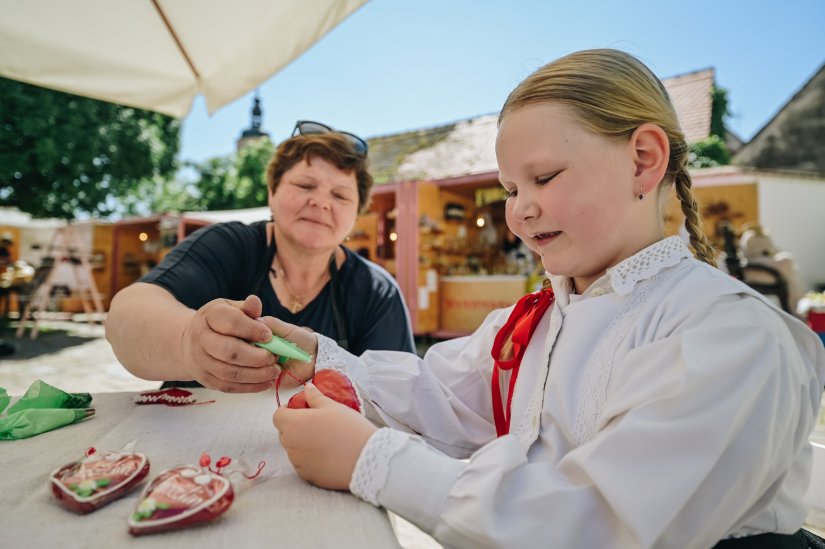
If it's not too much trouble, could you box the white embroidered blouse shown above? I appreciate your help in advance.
[313,237,825,549]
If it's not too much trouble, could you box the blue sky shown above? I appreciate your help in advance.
[179,0,825,164]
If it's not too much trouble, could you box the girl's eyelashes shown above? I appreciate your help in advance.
[501,169,561,198]
[536,170,562,185]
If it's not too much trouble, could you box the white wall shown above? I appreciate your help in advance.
[758,173,825,292]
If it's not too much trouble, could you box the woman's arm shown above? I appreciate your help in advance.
[106,282,279,393]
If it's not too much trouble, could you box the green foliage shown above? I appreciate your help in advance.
[688,134,731,168]
[709,86,729,141]
[688,86,732,168]
[185,138,274,211]
[0,77,180,219]
[116,175,201,217]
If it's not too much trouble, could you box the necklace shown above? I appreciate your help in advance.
[270,255,331,314]
[270,266,303,313]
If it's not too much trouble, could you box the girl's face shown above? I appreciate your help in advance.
[269,156,359,254]
[496,103,656,292]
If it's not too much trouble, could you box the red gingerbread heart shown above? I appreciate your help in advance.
[50,448,150,514]
[127,465,234,536]
[287,369,361,413]
[134,388,197,406]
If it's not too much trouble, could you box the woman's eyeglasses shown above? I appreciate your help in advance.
[292,120,368,157]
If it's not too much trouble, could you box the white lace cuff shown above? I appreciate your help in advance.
[349,427,411,506]
[313,332,373,399]
[314,332,340,369]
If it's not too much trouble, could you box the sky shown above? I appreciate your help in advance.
[178,0,825,164]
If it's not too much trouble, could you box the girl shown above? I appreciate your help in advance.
[271,49,825,548]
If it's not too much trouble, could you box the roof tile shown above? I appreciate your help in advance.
[367,68,715,185]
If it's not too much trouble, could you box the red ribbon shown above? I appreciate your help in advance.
[490,288,555,436]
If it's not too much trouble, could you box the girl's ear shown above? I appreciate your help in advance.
[630,123,670,195]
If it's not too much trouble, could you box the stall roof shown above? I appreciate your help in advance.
[182,207,270,225]
[0,207,66,229]
[366,68,719,186]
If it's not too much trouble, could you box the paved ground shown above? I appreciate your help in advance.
[1,316,822,543]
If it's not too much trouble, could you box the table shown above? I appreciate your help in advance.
[0,389,401,548]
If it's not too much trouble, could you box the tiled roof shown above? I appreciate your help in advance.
[367,69,715,185]
[732,62,825,175]
[663,68,715,144]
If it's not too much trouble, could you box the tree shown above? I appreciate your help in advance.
[688,86,732,169]
[0,77,180,219]
[688,135,731,168]
[186,138,274,211]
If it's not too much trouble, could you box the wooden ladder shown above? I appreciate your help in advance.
[16,224,105,339]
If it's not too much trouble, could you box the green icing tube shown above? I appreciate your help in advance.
[0,408,94,440]
[255,335,311,364]
[7,380,91,414]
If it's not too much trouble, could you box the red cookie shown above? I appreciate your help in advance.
[287,369,361,413]
[134,388,197,406]
[127,465,234,536]
[50,448,150,514]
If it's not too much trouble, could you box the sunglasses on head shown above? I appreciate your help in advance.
[292,120,368,157]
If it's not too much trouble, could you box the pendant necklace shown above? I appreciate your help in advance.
[270,256,330,314]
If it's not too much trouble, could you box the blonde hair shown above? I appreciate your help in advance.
[499,48,716,266]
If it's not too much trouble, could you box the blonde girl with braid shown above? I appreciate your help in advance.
[270,49,825,548]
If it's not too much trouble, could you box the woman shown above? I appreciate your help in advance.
[106,121,414,393]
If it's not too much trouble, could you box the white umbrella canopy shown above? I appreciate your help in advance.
[0,0,368,118]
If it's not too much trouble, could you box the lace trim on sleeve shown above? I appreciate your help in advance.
[314,332,340,370]
[349,428,411,506]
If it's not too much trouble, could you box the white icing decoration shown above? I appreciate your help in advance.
[194,474,211,485]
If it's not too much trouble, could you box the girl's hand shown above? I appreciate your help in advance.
[180,295,279,393]
[273,383,377,490]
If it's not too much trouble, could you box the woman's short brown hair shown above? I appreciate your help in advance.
[265,133,373,213]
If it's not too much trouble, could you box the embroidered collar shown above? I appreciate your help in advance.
[546,236,692,301]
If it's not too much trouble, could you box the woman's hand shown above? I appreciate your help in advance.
[273,383,377,490]
[180,295,280,392]
[257,316,319,386]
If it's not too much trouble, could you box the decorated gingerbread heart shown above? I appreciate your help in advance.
[50,446,150,514]
[286,369,361,413]
[127,460,234,536]
[134,388,198,406]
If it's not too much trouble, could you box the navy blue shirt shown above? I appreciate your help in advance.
[141,221,415,358]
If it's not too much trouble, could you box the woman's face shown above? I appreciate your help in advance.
[270,156,359,254]
[496,103,649,292]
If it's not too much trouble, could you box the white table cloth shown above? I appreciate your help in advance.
[0,389,400,548]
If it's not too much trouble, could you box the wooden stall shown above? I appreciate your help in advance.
[0,217,113,314]
[110,214,178,298]
[359,173,537,336]
[439,275,527,335]
[663,177,759,249]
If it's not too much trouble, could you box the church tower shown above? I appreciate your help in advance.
[236,91,270,151]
